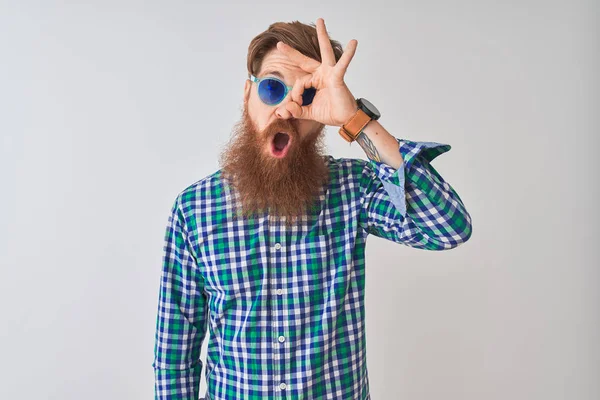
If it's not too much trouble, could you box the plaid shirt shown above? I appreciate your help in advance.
[153,137,472,400]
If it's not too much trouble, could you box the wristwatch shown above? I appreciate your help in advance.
[338,98,381,143]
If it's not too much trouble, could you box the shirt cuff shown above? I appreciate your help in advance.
[367,137,451,217]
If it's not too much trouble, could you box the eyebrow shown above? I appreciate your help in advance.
[260,69,286,80]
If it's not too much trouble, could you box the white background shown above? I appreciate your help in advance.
[0,1,598,399]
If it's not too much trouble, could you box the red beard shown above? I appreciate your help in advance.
[219,105,330,226]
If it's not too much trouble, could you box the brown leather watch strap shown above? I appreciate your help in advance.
[338,108,372,143]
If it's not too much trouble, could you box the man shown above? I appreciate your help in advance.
[153,18,472,400]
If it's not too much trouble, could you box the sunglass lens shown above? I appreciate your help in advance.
[258,78,286,105]
[301,87,317,106]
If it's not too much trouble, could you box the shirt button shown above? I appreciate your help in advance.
[276,289,283,295]
[274,243,281,250]
[279,383,287,390]
[278,335,285,343]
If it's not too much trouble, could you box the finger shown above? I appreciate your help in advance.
[277,41,320,73]
[275,104,294,119]
[291,74,314,106]
[334,39,358,76]
[316,18,336,67]
[286,101,312,120]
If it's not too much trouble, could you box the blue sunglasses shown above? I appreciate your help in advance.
[249,74,316,106]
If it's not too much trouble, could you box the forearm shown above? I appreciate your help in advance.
[355,119,403,169]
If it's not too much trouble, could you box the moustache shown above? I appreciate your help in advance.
[262,119,299,142]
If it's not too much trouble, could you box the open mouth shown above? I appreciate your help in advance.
[270,132,291,158]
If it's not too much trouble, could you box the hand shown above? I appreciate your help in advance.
[276,18,359,127]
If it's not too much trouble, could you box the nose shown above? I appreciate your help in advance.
[274,93,295,120]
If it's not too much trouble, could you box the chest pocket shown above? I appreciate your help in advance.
[287,233,333,304]
[295,228,359,308]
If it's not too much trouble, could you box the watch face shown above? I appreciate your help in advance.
[359,98,381,119]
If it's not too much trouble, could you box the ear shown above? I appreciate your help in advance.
[243,79,251,106]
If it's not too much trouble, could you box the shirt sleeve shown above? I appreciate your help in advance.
[358,137,472,250]
[152,199,208,399]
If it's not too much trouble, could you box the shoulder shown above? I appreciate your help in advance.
[324,154,369,173]
[324,154,373,180]
[169,169,225,216]
[323,155,374,192]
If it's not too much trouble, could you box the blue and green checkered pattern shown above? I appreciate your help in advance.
[153,137,472,399]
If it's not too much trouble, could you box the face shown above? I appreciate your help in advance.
[244,48,324,150]
[218,48,330,226]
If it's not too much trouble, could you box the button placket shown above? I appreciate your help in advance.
[269,219,290,395]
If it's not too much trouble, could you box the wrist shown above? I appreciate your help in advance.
[338,104,360,128]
